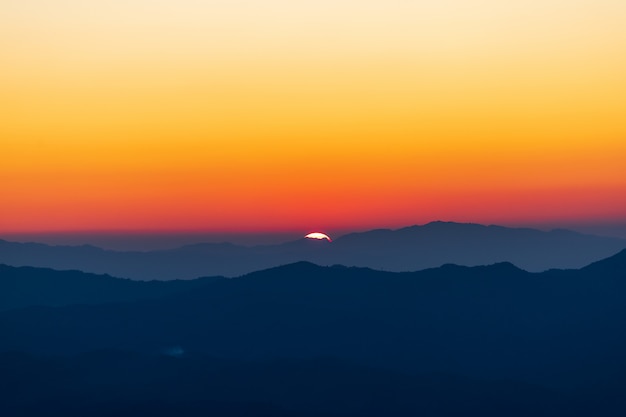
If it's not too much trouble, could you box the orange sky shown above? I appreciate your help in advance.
[2,0,625,232]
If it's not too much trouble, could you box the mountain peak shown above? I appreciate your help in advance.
[485,261,525,273]
[253,261,322,275]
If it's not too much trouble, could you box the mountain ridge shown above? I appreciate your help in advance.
[1,249,626,415]
[0,263,223,311]
[1,221,625,279]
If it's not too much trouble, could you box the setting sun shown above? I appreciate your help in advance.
[305,232,332,242]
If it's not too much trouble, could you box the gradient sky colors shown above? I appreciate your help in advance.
[2,0,625,233]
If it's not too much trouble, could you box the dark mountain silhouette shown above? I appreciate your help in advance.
[1,351,590,417]
[2,250,626,392]
[581,247,626,275]
[0,264,222,311]
[2,252,626,415]
[1,221,624,279]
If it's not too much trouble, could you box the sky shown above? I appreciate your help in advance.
[2,0,625,235]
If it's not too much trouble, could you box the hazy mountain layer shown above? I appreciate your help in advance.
[1,222,624,279]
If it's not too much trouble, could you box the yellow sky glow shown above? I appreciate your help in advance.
[1,0,625,231]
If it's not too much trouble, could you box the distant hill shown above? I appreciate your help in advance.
[2,249,626,392]
[0,264,221,311]
[1,222,625,279]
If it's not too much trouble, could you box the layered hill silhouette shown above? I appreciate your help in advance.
[2,250,626,387]
[2,251,626,415]
[1,221,625,280]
